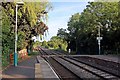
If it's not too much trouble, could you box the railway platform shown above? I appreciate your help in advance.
[56,54,120,64]
[36,56,59,79]
[2,55,59,79]
[2,56,36,79]
[87,55,120,63]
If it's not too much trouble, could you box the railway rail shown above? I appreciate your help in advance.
[38,47,120,80]
[38,47,80,80]
[70,56,120,78]
[60,57,120,80]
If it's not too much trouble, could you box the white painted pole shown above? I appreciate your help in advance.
[14,4,18,66]
[98,26,101,55]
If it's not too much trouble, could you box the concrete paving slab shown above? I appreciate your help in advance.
[37,56,59,79]
[2,56,36,78]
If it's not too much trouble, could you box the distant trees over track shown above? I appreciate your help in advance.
[57,2,120,55]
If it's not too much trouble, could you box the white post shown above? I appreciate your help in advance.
[15,4,18,55]
[98,26,101,55]
[68,49,71,54]
[98,40,101,55]
[14,1,24,67]
[14,4,18,66]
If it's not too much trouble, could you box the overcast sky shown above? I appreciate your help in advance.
[40,1,89,41]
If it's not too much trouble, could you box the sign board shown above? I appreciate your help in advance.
[97,37,103,40]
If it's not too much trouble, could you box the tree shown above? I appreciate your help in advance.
[2,8,14,66]
[82,2,119,54]
[67,13,81,52]
[1,1,52,67]
[42,36,68,51]
[58,2,120,54]
[42,40,48,48]
[2,2,52,51]
[57,28,68,40]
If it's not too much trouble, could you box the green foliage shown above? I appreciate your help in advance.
[28,51,39,56]
[2,8,14,67]
[2,2,52,50]
[33,41,42,48]
[42,40,48,48]
[58,2,120,55]
[35,36,68,51]
[80,2,119,54]
[57,28,68,41]
[47,36,68,51]
[2,2,52,67]
[67,13,81,52]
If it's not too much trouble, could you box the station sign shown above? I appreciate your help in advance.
[97,37,103,40]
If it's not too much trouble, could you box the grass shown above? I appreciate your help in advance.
[28,51,39,56]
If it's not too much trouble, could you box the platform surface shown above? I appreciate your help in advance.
[2,56,36,79]
[87,55,120,63]
[37,56,59,79]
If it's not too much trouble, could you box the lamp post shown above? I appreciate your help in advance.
[14,1,24,66]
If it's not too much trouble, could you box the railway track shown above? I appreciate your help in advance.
[70,56,120,78]
[46,57,81,80]
[38,47,120,80]
[60,57,120,80]
[38,48,80,80]
[52,56,100,79]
